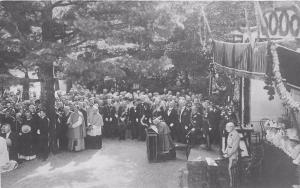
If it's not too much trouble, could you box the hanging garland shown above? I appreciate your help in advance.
[270,44,300,112]
[264,46,276,101]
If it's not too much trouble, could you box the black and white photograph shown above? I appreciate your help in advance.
[0,0,300,188]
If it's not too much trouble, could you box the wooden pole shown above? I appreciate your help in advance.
[241,77,245,125]
[201,6,212,37]
[198,13,203,45]
[244,8,254,46]
[254,2,261,39]
[254,1,270,39]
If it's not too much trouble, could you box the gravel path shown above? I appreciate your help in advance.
[2,139,218,188]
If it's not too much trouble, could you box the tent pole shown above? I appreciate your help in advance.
[241,77,245,125]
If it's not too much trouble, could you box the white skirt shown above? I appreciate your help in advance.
[87,126,102,137]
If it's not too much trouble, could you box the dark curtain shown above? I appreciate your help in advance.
[277,46,300,87]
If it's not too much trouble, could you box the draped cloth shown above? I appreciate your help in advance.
[67,111,86,151]
[234,43,251,71]
[213,40,225,66]
[252,42,268,73]
[213,40,268,74]
[225,42,235,68]
[156,121,175,154]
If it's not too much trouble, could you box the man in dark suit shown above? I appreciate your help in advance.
[117,101,127,140]
[128,101,139,140]
[57,106,70,151]
[165,100,179,141]
[37,109,50,161]
[97,100,105,116]
[102,99,117,138]
[29,104,39,153]
[141,101,152,127]
[1,123,18,161]
[178,100,191,143]
[136,99,146,141]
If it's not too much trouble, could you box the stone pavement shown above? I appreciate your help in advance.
[2,139,219,188]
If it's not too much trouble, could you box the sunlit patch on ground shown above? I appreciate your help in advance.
[2,139,217,188]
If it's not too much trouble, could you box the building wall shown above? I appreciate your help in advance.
[250,79,285,121]
[290,88,300,102]
[9,71,41,98]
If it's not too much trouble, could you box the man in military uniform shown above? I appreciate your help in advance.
[223,122,240,188]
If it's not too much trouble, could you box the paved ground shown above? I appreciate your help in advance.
[2,139,219,188]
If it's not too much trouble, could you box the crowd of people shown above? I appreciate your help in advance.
[0,84,235,164]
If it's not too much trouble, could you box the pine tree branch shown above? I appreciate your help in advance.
[66,39,87,48]
[51,0,96,9]
[51,1,76,9]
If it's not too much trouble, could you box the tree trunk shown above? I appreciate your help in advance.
[183,71,190,89]
[22,71,30,100]
[39,62,58,153]
[40,1,58,154]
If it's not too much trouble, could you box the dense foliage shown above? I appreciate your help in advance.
[1,0,277,151]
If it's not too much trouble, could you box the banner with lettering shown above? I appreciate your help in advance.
[259,3,300,39]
